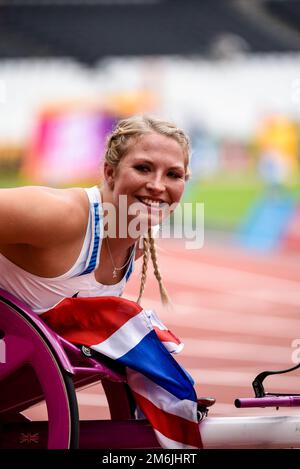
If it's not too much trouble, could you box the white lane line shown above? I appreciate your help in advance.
[159,241,300,268]
[159,256,300,306]
[173,290,299,314]
[126,294,300,339]
[180,338,296,365]
[231,288,300,307]
[190,368,300,390]
[161,255,300,290]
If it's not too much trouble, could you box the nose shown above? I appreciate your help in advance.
[145,177,165,194]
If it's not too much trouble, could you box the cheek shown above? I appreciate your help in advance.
[113,172,141,198]
[171,181,185,202]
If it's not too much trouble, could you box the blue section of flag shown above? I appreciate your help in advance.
[117,330,197,402]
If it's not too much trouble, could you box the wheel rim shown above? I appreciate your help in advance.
[0,300,79,448]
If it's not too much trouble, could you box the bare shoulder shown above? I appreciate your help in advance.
[0,185,89,247]
[48,186,89,228]
[32,186,89,245]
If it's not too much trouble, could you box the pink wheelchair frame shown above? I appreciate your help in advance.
[0,288,161,449]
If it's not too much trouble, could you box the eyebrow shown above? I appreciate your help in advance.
[133,157,185,171]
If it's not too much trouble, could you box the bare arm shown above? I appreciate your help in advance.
[0,186,84,247]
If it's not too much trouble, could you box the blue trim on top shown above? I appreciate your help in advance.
[80,203,100,275]
[125,258,134,282]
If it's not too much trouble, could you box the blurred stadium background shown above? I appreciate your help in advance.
[0,0,300,249]
[1,0,300,423]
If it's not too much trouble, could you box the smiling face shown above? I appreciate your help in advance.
[104,132,187,233]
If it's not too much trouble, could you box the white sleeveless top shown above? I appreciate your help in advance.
[0,186,135,314]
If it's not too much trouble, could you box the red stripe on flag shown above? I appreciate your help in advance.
[42,296,142,346]
[132,390,202,448]
[154,328,181,345]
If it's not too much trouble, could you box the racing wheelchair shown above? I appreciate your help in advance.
[2,287,300,449]
[0,288,164,449]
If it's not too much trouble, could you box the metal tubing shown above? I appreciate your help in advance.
[235,396,300,408]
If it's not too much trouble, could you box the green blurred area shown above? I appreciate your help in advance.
[0,172,31,188]
[183,174,300,231]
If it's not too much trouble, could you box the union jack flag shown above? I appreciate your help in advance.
[20,432,39,444]
[43,296,202,449]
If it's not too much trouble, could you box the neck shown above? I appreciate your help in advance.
[99,185,142,252]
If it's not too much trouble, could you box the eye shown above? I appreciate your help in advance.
[167,171,184,179]
[134,164,150,173]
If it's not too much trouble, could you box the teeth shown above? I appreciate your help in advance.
[139,198,162,207]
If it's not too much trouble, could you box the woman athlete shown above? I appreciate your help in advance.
[0,115,202,449]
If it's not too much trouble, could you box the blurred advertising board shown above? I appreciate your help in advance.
[22,90,157,185]
[22,108,117,185]
[256,115,299,185]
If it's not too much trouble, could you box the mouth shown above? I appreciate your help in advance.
[135,196,168,209]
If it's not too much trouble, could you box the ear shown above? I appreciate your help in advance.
[104,162,116,190]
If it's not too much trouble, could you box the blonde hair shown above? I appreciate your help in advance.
[105,115,190,305]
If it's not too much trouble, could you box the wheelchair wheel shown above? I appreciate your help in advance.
[0,298,79,449]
